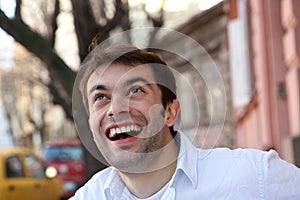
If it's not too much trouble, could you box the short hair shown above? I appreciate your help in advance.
[79,43,177,135]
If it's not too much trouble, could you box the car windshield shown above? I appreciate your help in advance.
[44,146,83,162]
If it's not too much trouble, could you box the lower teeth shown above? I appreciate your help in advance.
[111,133,132,141]
[109,131,140,141]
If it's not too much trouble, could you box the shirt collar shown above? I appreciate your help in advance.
[173,131,198,189]
[103,131,199,198]
[104,167,125,199]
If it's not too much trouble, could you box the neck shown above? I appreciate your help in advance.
[119,138,179,198]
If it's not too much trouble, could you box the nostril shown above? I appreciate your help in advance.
[106,109,113,117]
[108,113,113,117]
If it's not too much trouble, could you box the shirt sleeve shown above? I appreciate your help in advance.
[263,150,300,199]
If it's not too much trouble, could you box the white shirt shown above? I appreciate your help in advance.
[70,132,300,200]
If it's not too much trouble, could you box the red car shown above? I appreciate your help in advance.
[44,140,85,199]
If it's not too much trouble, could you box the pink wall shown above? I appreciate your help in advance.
[282,0,300,136]
[234,0,300,160]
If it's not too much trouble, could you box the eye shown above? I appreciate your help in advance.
[129,86,144,95]
[94,94,108,102]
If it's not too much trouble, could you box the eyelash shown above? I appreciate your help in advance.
[129,86,144,95]
[92,86,146,103]
[94,94,108,102]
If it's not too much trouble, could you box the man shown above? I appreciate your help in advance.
[71,43,300,199]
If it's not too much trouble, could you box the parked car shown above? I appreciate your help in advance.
[44,140,86,199]
[0,147,65,200]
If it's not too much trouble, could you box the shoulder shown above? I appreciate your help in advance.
[193,147,280,183]
[198,147,299,171]
[194,147,300,199]
[196,146,276,162]
[195,147,290,173]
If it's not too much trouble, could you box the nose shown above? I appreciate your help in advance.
[106,95,130,117]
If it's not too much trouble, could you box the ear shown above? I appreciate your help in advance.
[165,99,180,127]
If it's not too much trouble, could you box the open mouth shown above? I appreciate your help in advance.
[106,125,142,141]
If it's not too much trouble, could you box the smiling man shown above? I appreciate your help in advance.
[87,61,179,174]
[71,43,300,200]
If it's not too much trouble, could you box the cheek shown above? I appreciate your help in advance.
[148,104,165,120]
[132,102,165,121]
[89,107,107,127]
[89,112,108,140]
[129,95,164,116]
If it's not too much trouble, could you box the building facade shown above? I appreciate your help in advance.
[228,0,300,166]
[159,2,235,149]
[160,0,300,167]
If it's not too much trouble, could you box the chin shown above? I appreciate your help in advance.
[108,151,163,174]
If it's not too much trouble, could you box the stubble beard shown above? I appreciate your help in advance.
[92,105,170,173]
[98,116,169,173]
[102,126,168,173]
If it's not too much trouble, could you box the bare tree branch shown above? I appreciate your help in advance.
[49,0,60,48]
[145,1,165,47]
[15,0,22,21]
[47,81,73,120]
[0,10,75,118]
[70,0,99,61]
[119,0,131,43]
[89,0,130,51]
[103,0,125,32]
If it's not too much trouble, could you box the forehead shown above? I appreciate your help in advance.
[86,63,155,91]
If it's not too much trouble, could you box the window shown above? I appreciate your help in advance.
[5,155,25,178]
[25,155,45,178]
[228,0,254,107]
[44,146,83,162]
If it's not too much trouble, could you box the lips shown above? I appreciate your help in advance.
[106,125,142,141]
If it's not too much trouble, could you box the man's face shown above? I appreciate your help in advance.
[86,63,173,172]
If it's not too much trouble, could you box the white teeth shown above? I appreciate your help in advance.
[108,125,142,138]
[121,127,126,133]
[109,129,116,138]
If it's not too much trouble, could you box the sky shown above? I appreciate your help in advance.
[0,0,15,17]
[0,0,15,70]
[0,0,16,147]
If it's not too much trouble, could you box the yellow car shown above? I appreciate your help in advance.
[0,147,65,200]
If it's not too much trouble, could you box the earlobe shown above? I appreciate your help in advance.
[166,99,180,127]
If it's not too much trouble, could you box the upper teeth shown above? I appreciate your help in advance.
[109,125,142,138]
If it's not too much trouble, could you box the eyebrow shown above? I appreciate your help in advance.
[89,77,153,95]
[124,77,152,88]
[89,84,108,95]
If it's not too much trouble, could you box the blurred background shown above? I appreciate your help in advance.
[0,0,300,197]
